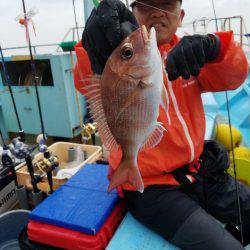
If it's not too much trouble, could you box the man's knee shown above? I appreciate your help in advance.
[171,208,244,250]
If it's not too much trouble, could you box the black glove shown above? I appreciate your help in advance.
[82,0,139,74]
[166,34,221,81]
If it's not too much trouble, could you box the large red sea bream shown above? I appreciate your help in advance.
[83,25,168,193]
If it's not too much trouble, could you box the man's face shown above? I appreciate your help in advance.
[132,0,185,45]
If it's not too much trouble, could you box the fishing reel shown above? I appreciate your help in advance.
[36,133,48,153]
[33,151,59,194]
[82,123,97,144]
[33,153,59,173]
[1,145,15,166]
[1,145,18,186]
[9,138,29,160]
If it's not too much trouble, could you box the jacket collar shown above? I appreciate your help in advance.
[158,34,179,56]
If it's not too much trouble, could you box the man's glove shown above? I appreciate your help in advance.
[82,0,139,74]
[166,34,221,81]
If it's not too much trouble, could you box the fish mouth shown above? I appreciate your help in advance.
[141,25,157,46]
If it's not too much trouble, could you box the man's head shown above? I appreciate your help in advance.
[130,0,185,45]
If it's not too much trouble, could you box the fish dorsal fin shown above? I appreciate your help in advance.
[82,75,119,152]
[142,122,167,149]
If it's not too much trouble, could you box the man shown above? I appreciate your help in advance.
[74,0,250,249]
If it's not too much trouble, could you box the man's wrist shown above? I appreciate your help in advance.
[206,34,221,62]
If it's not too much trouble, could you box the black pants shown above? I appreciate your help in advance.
[124,175,250,250]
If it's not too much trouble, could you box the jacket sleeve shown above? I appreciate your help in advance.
[74,41,93,95]
[197,31,249,93]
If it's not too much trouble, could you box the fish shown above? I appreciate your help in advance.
[83,25,169,193]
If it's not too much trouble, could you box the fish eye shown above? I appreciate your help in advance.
[120,43,133,60]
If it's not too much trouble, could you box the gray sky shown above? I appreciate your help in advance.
[0,0,250,55]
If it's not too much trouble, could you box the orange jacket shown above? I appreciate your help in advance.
[74,31,249,191]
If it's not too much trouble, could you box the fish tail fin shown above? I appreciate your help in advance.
[108,160,144,193]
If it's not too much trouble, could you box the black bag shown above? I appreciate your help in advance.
[199,140,230,182]
[171,140,230,186]
[170,140,230,211]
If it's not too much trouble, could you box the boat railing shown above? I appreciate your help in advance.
[1,26,84,56]
[191,16,250,50]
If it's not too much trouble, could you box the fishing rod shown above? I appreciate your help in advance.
[0,128,5,146]
[20,0,60,199]
[1,44,43,200]
[72,0,80,41]
[21,0,46,142]
[0,46,32,209]
[209,0,244,245]
[224,92,244,243]
[68,2,97,145]
[211,0,219,32]
[0,46,32,166]
[1,42,41,180]
[0,45,25,142]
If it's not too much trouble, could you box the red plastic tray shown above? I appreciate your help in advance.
[28,203,126,250]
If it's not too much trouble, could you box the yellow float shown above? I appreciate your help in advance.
[215,124,250,186]
[215,124,242,150]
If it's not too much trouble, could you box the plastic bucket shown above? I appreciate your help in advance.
[18,226,60,250]
[16,142,102,192]
[0,209,29,250]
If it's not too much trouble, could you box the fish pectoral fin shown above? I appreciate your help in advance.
[108,160,144,193]
[142,122,167,149]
